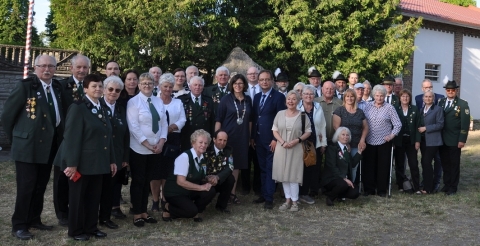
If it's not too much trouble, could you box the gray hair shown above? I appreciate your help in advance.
[363,80,372,88]
[293,82,306,92]
[422,79,432,84]
[423,90,434,98]
[34,54,57,66]
[302,84,316,95]
[103,75,124,90]
[190,129,211,145]
[395,77,403,85]
[139,72,154,83]
[371,84,387,97]
[189,76,205,86]
[216,66,230,76]
[149,66,162,74]
[159,73,175,86]
[71,54,91,67]
[286,90,300,102]
[332,127,351,144]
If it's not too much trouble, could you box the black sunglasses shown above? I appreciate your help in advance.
[108,87,122,93]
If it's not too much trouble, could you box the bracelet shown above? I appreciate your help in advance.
[281,142,285,146]
[298,138,302,143]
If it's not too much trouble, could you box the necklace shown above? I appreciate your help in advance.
[234,97,246,125]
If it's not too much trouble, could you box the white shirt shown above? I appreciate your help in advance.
[40,80,61,127]
[161,98,186,133]
[104,100,115,115]
[190,93,202,105]
[73,76,82,87]
[248,83,261,98]
[315,86,322,97]
[338,142,347,154]
[214,145,222,156]
[127,93,168,154]
[174,148,203,176]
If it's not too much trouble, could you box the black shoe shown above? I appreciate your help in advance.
[193,217,203,222]
[215,206,231,214]
[264,201,273,209]
[58,218,68,226]
[151,200,160,212]
[240,190,250,196]
[90,230,107,238]
[72,234,90,241]
[30,223,53,231]
[12,230,34,240]
[253,196,266,204]
[99,220,118,229]
[445,190,457,196]
[377,192,387,197]
[111,208,126,219]
[326,197,334,206]
[363,192,370,196]
[143,216,158,224]
[440,186,449,192]
[133,218,145,227]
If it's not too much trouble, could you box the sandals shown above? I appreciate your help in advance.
[229,194,240,204]
[151,200,160,212]
[416,190,428,195]
[143,215,158,224]
[162,203,172,222]
[133,218,144,227]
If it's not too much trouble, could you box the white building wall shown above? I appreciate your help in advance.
[411,28,454,105]
[460,35,480,119]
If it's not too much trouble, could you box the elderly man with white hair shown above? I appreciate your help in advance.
[178,76,215,152]
[204,66,230,113]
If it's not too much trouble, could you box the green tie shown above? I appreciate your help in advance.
[343,146,350,162]
[147,98,160,134]
[77,82,84,97]
[195,97,200,106]
[218,150,224,156]
[46,86,57,127]
[220,86,225,96]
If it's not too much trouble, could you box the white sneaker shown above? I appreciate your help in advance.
[279,203,291,211]
[290,203,299,212]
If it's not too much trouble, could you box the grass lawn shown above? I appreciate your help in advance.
[1,132,480,245]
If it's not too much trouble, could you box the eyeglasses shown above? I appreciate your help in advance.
[446,89,456,92]
[36,64,56,68]
[108,87,122,93]
[302,93,314,96]
[140,82,154,86]
[423,86,433,89]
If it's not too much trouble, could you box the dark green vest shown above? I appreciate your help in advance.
[164,150,206,197]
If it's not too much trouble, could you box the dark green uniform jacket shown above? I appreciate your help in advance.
[55,97,115,175]
[394,104,421,146]
[438,96,470,146]
[1,76,65,163]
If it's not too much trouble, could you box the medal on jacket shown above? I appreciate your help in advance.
[26,97,36,119]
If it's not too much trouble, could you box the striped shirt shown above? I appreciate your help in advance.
[364,101,402,145]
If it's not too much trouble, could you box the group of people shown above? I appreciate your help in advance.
[3,54,470,241]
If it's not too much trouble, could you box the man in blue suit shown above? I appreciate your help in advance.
[414,79,444,192]
[251,70,286,209]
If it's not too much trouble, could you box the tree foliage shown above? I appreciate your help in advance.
[47,0,421,84]
[0,0,41,46]
[440,0,476,7]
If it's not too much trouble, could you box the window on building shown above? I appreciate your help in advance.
[425,64,440,81]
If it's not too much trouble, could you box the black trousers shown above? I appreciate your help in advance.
[129,150,160,215]
[165,189,216,218]
[99,171,121,221]
[12,162,52,231]
[300,148,323,196]
[215,175,235,209]
[394,137,420,191]
[439,145,461,192]
[68,174,103,237]
[420,141,439,193]
[241,145,261,194]
[53,165,69,220]
[324,178,359,200]
[363,142,393,195]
